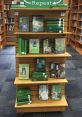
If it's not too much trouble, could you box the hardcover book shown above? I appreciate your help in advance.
[39,85,48,100]
[50,63,65,78]
[43,39,52,54]
[19,17,29,32]
[55,38,65,53]
[19,64,29,80]
[36,58,45,72]
[51,84,62,100]
[29,39,40,54]
[16,88,32,105]
[32,16,44,32]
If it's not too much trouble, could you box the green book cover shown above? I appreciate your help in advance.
[32,16,44,32]
[55,38,65,53]
[19,16,29,32]
[36,58,45,72]
[29,39,40,54]
[21,39,25,54]
[18,37,22,55]
[43,39,52,54]
[24,40,28,55]
[39,85,48,100]
[51,84,62,100]
[19,64,29,80]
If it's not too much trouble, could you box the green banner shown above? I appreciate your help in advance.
[12,0,68,9]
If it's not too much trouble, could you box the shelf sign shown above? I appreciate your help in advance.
[12,0,67,9]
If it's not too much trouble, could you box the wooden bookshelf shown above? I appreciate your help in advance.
[69,0,82,54]
[4,0,15,46]
[13,0,70,113]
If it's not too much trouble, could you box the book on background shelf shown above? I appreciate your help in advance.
[18,37,28,55]
[39,85,48,100]
[51,84,62,100]
[50,62,65,78]
[29,39,40,54]
[46,18,64,33]
[36,58,45,72]
[19,16,29,32]
[55,38,65,53]
[43,39,52,54]
[32,15,44,32]
[16,88,32,105]
[19,64,29,80]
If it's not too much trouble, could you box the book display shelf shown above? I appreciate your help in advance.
[12,0,71,113]
[4,0,15,46]
[69,0,82,55]
[0,0,5,49]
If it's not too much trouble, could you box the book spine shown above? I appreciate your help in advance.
[21,39,25,54]
[18,37,22,55]
[25,40,27,55]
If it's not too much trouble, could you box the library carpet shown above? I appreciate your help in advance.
[0,46,82,117]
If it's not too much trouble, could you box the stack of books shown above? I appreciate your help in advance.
[18,37,28,55]
[16,88,32,105]
[46,18,64,33]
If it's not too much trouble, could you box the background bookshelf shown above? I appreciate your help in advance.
[12,0,71,113]
[69,0,82,55]
[0,0,5,49]
[4,0,15,46]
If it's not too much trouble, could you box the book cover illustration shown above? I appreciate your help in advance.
[43,39,52,54]
[36,58,45,72]
[39,85,48,100]
[55,38,65,53]
[29,39,40,54]
[51,84,62,100]
[19,17,29,32]
[50,63,65,78]
[17,88,32,105]
[19,64,29,80]
[32,16,44,32]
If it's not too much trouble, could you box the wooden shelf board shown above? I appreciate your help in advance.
[14,32,72,35]
[16,52,71,58]
[14,77,68,85]
[15,95,68,109]
[5,42,16,46]
[12,8,68,11]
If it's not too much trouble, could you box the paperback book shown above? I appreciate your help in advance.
[36,58,45,72]
[43,39,52,54]
[19,64,29,80]
[39,85,48,100]
[32,15,44,32]
[50,63,65,78]
[55,38,65,53]
[19,16,29,32]
[29,39,40,54]
[51,84,62,100]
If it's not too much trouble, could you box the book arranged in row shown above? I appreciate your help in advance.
[19,58,65,80]
[18,37,65,55]
[18,16,64,33]
[16,84,62,105]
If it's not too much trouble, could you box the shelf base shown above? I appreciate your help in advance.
[15,96,68,113]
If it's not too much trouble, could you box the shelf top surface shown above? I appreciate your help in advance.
[14,77,68,85]
[16,52,71,58]
[15,95,68,108]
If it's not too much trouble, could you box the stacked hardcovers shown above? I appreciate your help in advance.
[18,37,28,55]
[46,19,64,33]
[16,88,32,105]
